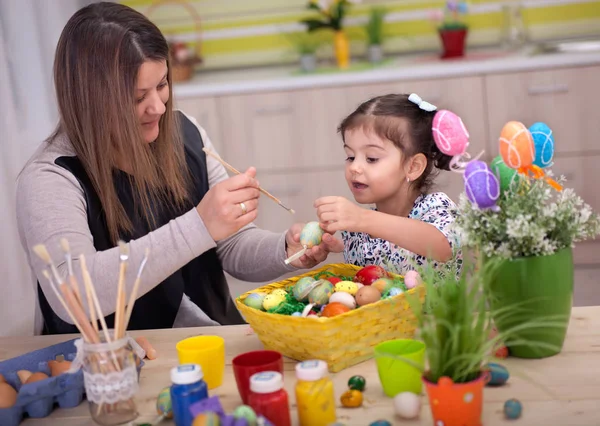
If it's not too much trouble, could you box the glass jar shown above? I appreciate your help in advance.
[82,336,139,425]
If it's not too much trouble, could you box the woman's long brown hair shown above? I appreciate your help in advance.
[49,2,190,244]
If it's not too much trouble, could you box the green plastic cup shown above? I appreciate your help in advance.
[374,339,425,397]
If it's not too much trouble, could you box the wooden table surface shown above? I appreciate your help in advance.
[1,306,599,426]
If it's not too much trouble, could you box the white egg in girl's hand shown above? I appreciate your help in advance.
[404,270,422,289]
[393,392,421,419]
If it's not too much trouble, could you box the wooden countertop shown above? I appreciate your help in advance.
[1,306,599,425]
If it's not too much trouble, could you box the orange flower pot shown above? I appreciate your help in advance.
[423,374,485,426]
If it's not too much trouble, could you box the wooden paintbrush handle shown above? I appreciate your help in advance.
[60,283,99,343]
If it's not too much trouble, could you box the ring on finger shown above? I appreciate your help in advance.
[239,202,247,215]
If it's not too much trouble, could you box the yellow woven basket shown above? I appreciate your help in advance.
[235,263,426,373]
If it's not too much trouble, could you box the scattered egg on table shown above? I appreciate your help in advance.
[503,398,522,419]
[485,363,509,387]
[156,386,173,419]
[404,270,422,289]
[0,382,17,408]
[334,280,358,296]
[244,293,266,310]
[348,375,366,391]
[192,411,221,426]
[321,302,351,318]
[355,286,381,307]
[369,421,392,426]
[233,405,257,424]
[340,389,363,408]
[308,280,334,305]
[393,392,421,419]
[372,278,394,293]
[293,277,317,302]
[328,291,357,309]
[388,287,404,297]
[262,293,286,311]
[300,221,325,248]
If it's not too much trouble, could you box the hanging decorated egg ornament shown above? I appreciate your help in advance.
[490,155,522,193]
[432,109,482,172]
[499,121,562,191]
[529,122,555,168]
[464,160,500,211]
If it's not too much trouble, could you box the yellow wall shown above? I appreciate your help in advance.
[120,0,600,69]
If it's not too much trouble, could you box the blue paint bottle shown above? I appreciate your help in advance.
[170,364,209,426]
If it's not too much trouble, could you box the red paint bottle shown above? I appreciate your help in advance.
[247,371,291,426]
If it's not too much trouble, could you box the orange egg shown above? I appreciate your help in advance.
[49,360,72,376]
[17,370,32,384]
[25,372,49,384]
[321,302,351,318]
[0,373,5,384]
[499,121,534,169]
[355,286,381,307]
[0,382,17,408]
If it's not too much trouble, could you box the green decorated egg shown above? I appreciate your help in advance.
[156,386,173,418]
[308,280,334,305]
[491,155,522,193]
[244,293,266,310]
[233,405,257,424]
[263,293,286,311]
[192,412,220,426]
[293,277,318,302]
[300,221,325,248]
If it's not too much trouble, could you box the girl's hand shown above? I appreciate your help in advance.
[285,223,343,268]
[196,167,260,241]
[314,196,366,233]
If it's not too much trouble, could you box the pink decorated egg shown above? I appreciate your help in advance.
[404,270,422,289]
[464,160,500,210]
[499,121,534,170]
[432,110,470,156]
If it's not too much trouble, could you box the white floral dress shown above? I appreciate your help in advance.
[341,192,462,275]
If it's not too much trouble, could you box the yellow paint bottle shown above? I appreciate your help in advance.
[295,360,337,426]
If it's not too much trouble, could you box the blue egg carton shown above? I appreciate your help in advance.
[0,338,144,426]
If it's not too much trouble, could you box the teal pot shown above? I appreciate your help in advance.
[487,247,574,358]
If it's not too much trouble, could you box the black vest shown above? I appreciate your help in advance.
[38,112,245,334]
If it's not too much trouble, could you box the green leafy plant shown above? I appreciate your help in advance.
[286,32,324,55]
[431,1,469,31]
[455,175,600,260]
[365,7,387,46]
[301,0,358,32]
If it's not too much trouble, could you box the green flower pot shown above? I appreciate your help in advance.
[487,247,573,358]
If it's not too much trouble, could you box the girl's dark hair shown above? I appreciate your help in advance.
[338,93,452,193]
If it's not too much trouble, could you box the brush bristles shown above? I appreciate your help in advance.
[60,238,70,254]
[33,244,52,265]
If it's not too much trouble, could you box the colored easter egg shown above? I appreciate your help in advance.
[388,287,403,297]
[262,293,286,311]
[432,110,470,156]
[490,155,522,193]
[369,421,392,426]
[393,392,421,419]
[495,345,509,359]
[292,277,318,302]
[233,405,257,424]
[300,221,325,248]
[340,389,363,407]
[324,276,342,285]
[404,270,422,289]
[244,292,266,310]
[484,362,509,386]
[529,122,554,168]
[321,302,351,317]
[372,278,394,293]
[504,398,522,419]
[308,280,334,305]
[348,375,366,391]
[271,289,288,299]
[355,285,381,306]
[291,312,302,317]
[156,386,173,419]
[499,121,534,169]
[354,265,389,285]
[464,160,500,210]
[334,280,358,295]
[192,412,220,426]
[328,291,357,309]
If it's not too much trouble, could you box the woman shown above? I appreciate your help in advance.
[16,2,342,335]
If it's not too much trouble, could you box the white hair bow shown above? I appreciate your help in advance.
[408,93,437,112]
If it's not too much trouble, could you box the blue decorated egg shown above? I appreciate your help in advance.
[503,398,522,419]
[389,287,403,297]
[464,160,500,210]
[485,362,509,386]
[244,292,267,310]
[308,280,334,305]
[293,276,318,302]
[529,122,554,168]
[291,312,302,317]
[300,221,325,248]
[156,386,173,418]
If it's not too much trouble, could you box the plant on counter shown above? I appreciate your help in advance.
[430,1,470,58]
[301,0,361,68]
[364,6,387,63]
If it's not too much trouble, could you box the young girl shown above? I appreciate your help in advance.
[314,93,461,274]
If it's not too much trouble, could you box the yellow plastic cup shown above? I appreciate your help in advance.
[176,336,225,389]
[374,339,426,397]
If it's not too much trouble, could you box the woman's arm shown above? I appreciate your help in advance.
[16,143,217,325]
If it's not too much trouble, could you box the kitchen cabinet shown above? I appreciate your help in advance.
[175,96,224,153]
